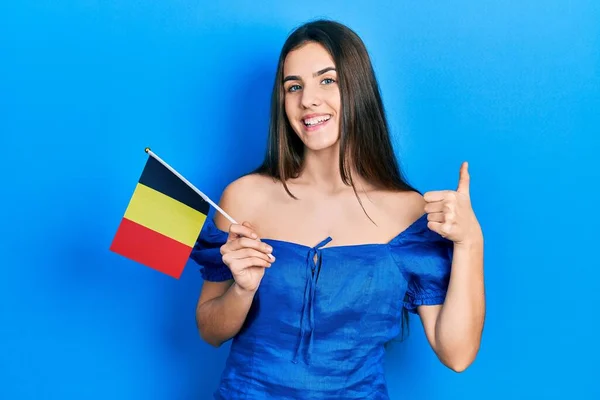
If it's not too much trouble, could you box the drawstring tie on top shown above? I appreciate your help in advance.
[293,236,332,365]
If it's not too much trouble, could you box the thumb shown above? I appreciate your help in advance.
[242,221,260,240]
[457,161,470,194]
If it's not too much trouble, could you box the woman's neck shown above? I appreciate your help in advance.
[292,146,370,194]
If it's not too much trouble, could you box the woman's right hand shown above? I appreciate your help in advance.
[220,221,275,293]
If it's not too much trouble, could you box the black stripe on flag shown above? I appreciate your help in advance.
[138,156,209,215]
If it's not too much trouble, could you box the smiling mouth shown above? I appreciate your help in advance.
[302,114,331,127]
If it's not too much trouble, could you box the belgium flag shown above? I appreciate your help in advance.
[110,148,221,279]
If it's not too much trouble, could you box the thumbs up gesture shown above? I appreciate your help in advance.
[423,162,482,245]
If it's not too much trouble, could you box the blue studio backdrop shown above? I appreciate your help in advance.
[1,1,598,399]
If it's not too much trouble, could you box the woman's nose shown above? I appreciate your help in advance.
[301,86,322,108]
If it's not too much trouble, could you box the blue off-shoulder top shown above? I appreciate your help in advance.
[190,213,453,400]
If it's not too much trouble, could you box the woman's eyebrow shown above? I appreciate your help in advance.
[283,67,336,83]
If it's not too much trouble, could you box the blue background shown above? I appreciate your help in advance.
[2,1,598,399]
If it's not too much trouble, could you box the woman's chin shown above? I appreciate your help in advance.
[302,136,340,152]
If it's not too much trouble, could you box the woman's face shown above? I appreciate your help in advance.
[283,42,341,151]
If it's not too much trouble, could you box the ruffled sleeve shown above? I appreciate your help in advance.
[189,217,233,282]
[389,214,453,314]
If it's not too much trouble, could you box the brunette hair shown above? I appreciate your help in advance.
[254,19,417,199]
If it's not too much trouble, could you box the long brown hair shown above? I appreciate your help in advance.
[253,19,416,340]
[254,19,418,200]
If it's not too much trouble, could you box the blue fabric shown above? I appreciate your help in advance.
[190,213,453,399]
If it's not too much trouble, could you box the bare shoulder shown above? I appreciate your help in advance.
[377,189,426,226]
[214,173,276,230]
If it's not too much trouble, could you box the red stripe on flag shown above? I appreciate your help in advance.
[110,217,192,279]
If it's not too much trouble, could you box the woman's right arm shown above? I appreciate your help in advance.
[195,180,274,347]
[195,278,257,347]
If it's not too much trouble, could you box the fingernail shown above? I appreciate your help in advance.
[252,233,258,239]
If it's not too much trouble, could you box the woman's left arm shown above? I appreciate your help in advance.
[419,161,486,372]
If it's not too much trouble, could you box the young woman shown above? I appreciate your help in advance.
[191,19,485,399]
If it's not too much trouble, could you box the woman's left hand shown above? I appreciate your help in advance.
[423,162,483,246]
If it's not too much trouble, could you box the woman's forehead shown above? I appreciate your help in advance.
[283,42,336,78]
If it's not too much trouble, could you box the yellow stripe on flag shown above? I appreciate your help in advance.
[123,183,207,247]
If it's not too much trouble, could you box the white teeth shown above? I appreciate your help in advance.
[303,115,331,126]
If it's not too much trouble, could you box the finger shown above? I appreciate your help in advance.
[427,221,441,234]
[228,223,259,240]
[226,237,270,252]
[237,222,277,261]
[223,250,274,268]
[427,221,452,237]
[222,238,275,261]
[423,190,453,203]
[457,161,470,195]
[424,201,444,213]
[225,256,272,271]
[238,257,272,270]
[223,237,276,262]
[230,248,275,263]
[426,212,445,223]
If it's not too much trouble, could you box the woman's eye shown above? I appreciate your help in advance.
[287,84,301,92]
[322,78,335,85]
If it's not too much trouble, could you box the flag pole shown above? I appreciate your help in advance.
[144,147,238,225]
